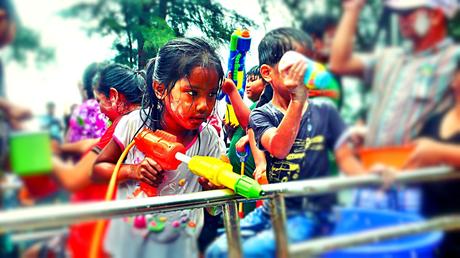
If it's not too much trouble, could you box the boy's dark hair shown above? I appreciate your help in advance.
[301,15,338,40]
[94,63,145,105]
[81,63,100,100]
[143,37,224,130]
[258,27,314,67]
[247,65,261,78]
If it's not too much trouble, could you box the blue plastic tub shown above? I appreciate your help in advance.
[323,208,443,258]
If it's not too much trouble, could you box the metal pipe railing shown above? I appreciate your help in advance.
[0,166,458,233]
[290,215,460,258]
[11,228,68,243]
[222,201,242,258]
[270,194,289,258]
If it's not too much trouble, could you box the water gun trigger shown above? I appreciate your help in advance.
[236,144,250,163]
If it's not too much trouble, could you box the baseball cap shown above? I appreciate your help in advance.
[385,0,460,18]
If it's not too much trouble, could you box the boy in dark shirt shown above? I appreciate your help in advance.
[206,28,366,258]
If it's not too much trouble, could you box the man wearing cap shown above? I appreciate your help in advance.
[331,0,460,147]
[329,0,460,254]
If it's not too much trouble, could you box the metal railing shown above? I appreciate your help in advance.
[1,166,459,257]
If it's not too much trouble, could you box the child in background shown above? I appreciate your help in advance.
[94,38,226,258]
[66,63,109,143]
[206,28,367,258]
[22,63,144,258]
[225,66,268,180]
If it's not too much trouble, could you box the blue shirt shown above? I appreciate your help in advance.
[249,101,347,211]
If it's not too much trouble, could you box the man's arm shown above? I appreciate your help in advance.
[329,0,367,77]
[335,143,367,176]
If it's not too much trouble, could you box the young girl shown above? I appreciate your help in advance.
[94,38,225,258]
[23,63,144,258]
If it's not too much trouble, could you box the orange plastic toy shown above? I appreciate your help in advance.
[134,129,186,196]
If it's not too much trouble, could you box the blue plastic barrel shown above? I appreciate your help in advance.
[323,208,443,258]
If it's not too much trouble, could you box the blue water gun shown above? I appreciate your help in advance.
[220,29,251,127]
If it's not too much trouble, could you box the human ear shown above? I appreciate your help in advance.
[153,81,166,99]
[260,64,273,83]
[109,88,119,105]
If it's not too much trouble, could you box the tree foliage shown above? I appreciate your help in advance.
[8,23,55,67]
[61,0,255,69]
[448,12,460,42]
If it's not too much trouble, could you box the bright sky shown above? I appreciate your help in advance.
[3,0,293,119]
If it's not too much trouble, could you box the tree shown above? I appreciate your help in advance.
[8,23,55,67]
[62,0,255,69]
[448,12,460,42]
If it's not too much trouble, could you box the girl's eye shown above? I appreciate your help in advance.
[186,91,198,97]
[208,92,218,97]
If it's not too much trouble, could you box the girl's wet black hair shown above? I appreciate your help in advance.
[82,63,100,100]
[142,37,224,131]
[258,27,314,67]
[94,63,145,105]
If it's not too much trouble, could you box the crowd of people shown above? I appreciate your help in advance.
[1,0,460,257]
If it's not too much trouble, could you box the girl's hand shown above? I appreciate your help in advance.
[221,78,237,95]
[198,177,225,191]
[253,166,268,184]
[235,135,249,153]
[134,157,165,187]
[404,138,441,169]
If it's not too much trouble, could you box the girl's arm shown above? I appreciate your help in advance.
[404,138,460,168]
[92,139,136,182]
[60,139,100,155]
[93,139,164,186]
[221,79,251,129]
[52,152,97,192]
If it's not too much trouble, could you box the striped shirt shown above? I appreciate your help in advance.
[362,38,460,146]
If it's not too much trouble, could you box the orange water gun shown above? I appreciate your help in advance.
[132,129,187,197]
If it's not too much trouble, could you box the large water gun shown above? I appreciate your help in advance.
[219,28,251,127]
[175,152,262,198]
[132,129,186,197]
[134,129,262,198]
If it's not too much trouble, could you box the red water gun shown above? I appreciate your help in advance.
[133,129,186,197]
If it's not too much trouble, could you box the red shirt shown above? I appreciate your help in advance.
[67,117,121,258]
